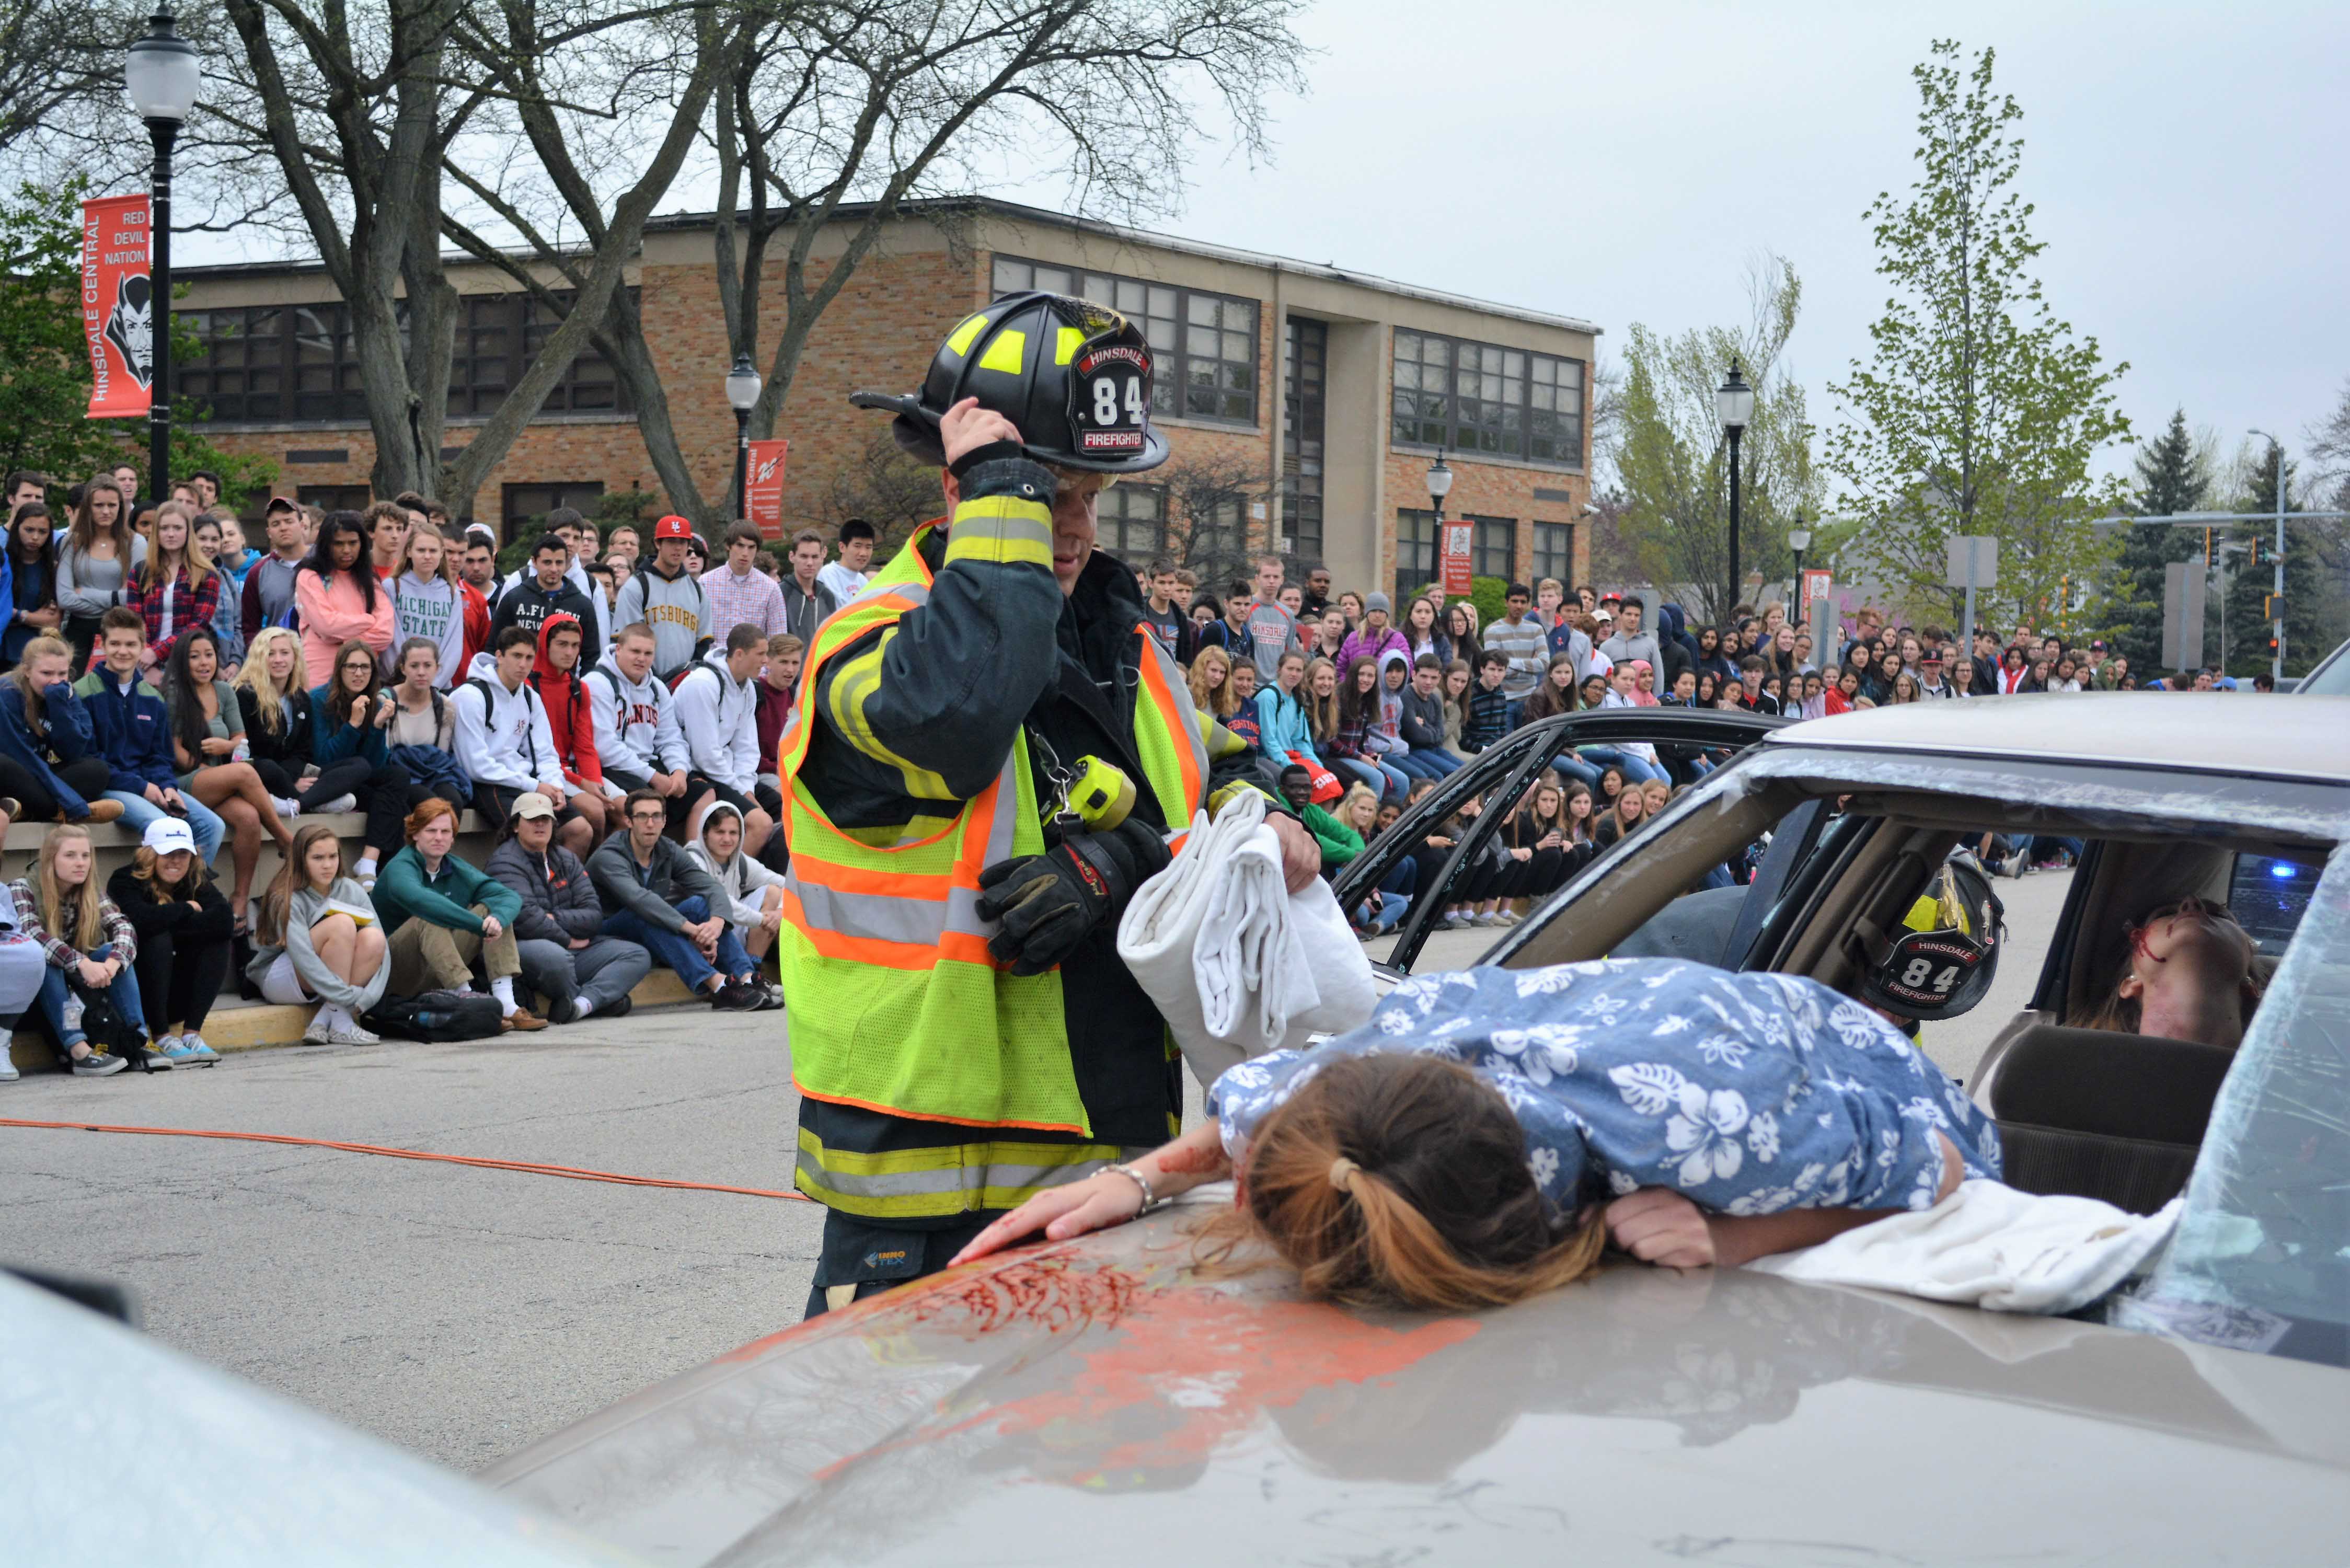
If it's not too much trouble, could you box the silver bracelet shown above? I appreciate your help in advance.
[1104,1161,1164,1214]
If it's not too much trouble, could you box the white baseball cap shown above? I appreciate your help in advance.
[143,817,197,856]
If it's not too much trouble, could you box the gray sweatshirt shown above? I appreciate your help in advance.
[58,537,148,620]
[245,877,391,1014]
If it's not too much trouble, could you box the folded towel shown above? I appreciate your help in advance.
[1118,792,1375,1085]
[1747,1178,2183,1315]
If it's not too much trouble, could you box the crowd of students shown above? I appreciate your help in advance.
[0,467,860,1081]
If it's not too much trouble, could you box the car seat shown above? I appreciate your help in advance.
[1972,1022,2233,1214]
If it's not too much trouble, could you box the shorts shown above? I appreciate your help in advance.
[689,774,759,818]
[258,951,313,1005]
[475,782,581,832]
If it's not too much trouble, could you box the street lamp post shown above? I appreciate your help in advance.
[1425,451,1453,593]
[2248,428,2286,681]
[725,353,762,520]
[1787,521,1813,650]
[124,7,202,504]
[1715,361,1754,619]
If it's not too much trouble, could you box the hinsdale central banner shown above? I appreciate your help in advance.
[745,439,790,538]
[1440,520,1473,595]
[82,193,154,421]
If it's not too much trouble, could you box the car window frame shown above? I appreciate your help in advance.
[1338,708,1787,974]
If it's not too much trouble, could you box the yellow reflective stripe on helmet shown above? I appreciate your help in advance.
[823,628,954,801]
[945,313,987,357]
[942,494,1053,570]
[1054,325,1084,364]
[976,329,1027,375]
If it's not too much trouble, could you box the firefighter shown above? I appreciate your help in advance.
[779,291,1320,1314]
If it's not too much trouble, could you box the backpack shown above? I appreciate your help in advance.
[465,676,545,777]
[363,988,504,1043]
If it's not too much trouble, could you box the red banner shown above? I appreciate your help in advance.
[745,439,790,538]
[1439,520,1473,596]
[82,194,153,421]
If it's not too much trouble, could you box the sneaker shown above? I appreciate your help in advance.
[83,799,126,824]
[180,1034,221,1065]
[500,1009,548,1033]
[0,1042,17,1082]
[754,983,785,1012]
[302,1010,335,1045]
[1443,913,1469,930]
[316,793,358,814]
[71,1050,128,1077]
[272,795,302,820]
[1495,909,1523,925]
[599,994,632,1021]
[544,991,579,1025]
[1997,852,2028,879]
[328,1022,380,1046]
[158,1036,205,1067]
[1473,913,1501,927]
[709,981,761,1012]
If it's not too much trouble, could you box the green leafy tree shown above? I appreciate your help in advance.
[2096,408,2208,669]
[0,179,272,501]
[1615,256,1821,622]
[1827,41,2132,630]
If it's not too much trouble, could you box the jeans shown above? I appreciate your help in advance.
[1332,756,1410,804]
[1391,748,1462,780]
[600,895,755,994]
[1352,855,1417,932]
[102,790,225,864]
[516,934,653,1014]
[1572,746,1663,786]
[1550,754,1602,790]
[38,943,144,1050]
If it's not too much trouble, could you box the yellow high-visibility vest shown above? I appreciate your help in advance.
[777,516,1206,1174]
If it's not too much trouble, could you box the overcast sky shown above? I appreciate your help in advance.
[1000,0,2348,487]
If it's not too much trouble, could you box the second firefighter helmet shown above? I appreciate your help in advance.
[848,290,1170,475]
[1856,856,2007,1021]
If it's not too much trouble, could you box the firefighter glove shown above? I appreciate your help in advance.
[974,820,1171,976]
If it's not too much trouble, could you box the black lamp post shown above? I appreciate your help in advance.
[125,7,202,503]
[725,352,762,518]
[1425,451,1453,592]
[1715,361,1754,616]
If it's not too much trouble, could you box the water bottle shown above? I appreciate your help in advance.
[62,994,84,1034]
[233,739,251,763]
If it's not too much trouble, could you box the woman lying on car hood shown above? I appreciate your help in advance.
[956,959,2003,1310]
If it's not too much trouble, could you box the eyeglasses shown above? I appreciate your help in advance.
[628,811,667,824]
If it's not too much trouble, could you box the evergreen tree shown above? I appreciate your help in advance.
[2100,409,2207,670]
[2222,444,2326,677]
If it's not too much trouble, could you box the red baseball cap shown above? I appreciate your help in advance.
[654,514,693,541]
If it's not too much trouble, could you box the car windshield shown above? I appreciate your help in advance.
[2118,846,2350,1367]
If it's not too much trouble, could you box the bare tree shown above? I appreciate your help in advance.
[819,428,942,554]
[460,0,1308,526]
[1153,448,1263,589]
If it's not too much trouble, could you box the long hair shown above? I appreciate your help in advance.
[304,510,378,614]
[1336,655,1381,730]
[1187,643,1234,719]
[34,824,105,953]
[141,501,215,591]
[1518,654,1579,722]
[2081,897,2268,1034]
[7,502,58,608]
[232,627,308,736]
[260,822,342,947]
[68,475,135,563]
[1301,655,1340,741]
[1194,1053,1605,1310]
[5,635,70,737]
[1338,781,1381,837]
[396,520,456,585]
[1561,781,1597,843]
[126,840,210,901]
[163,627,225,765]
[1444,601,1481,668]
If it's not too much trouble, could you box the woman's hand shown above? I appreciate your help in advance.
[349,697,371,727]
[1604,1187,1718,1269]
[200,735,238,757]
[75,956,109,988]
[950,1171,1145,1266]
[373,692,396,728]
[1510,846,1533,862]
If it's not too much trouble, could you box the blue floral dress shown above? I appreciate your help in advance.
[1208,959,2001,1218]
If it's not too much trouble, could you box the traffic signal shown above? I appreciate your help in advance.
[2264,593,2288,621]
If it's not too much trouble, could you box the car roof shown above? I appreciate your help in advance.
[490,1196,2350,1566]
[1769,693,2350,782]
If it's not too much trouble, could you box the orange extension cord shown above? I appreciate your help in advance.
[0,1117,814,1202]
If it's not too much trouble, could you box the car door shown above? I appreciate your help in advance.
[1332,708,1786,976]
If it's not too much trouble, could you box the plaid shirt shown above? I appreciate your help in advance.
[127,566,222,666]
[10,879,137,969]
[700,565,787,642]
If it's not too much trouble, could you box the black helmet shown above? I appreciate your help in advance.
[849,291,1170,475]
[1857,857,2006,1021]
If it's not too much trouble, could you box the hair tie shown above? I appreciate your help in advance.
[1328,1157,1360,1192]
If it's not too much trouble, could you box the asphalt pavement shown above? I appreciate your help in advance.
[0,866,2071,1472]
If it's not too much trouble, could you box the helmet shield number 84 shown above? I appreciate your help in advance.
[1070,339,1151,457]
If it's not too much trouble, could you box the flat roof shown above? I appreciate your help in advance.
[175,195,1601,339]
[1770,693,2350,784]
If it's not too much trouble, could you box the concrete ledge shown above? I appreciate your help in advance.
[6,969,707,1073]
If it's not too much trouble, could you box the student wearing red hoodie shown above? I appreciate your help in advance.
[529,613,612,851]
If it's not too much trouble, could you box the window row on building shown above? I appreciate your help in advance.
[1391,330,1584,467]
[1395,511,1576,595]
[176,293,633,425]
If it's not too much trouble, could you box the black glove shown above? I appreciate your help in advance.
[973,819,1170,976]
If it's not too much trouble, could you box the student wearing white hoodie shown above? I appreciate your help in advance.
[453,626,586,857]
[582,622,705,836]
[672,621,773,857]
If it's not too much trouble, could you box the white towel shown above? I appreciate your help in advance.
[1746,1178,2183,1315]
[1118,791,1375,1086]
